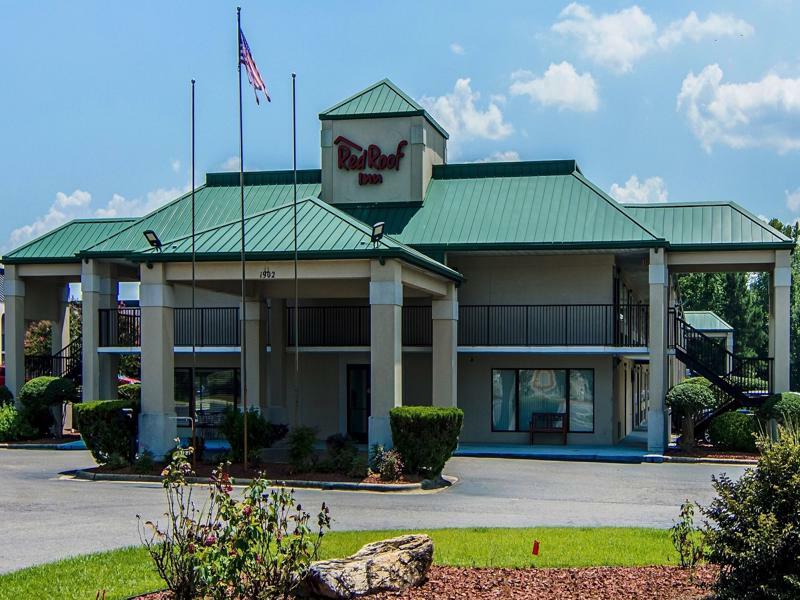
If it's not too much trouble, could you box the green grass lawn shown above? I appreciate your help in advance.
[0,527,677,600]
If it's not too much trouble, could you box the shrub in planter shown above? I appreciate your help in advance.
[118,383,141,403]
[0,385,13,407]
[219,407,288,464]
[389,406,464,477]
[703,424,800,599]
[708,411,758,453]
[665,382,715,450]
[0,404,37,442]
[758,391,800,425]
[288,426,317,473]
[74,399,139,465]
[18,376,77,436]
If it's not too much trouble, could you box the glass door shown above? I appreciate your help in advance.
[346,365,370,443]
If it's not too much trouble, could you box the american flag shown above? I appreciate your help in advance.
[239,27,270,104]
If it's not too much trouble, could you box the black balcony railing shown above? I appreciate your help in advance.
[175,308,240,346]
[287,303,647,347]
[99,307,239,347]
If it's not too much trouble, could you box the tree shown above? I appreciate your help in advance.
[24,321,52,356]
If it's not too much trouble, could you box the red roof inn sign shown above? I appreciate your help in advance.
[334,136,408,185]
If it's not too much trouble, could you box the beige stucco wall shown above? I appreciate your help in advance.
[453,254,615,305]
[456,353,615,445]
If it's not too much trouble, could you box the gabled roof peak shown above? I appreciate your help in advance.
[319,78,449,139]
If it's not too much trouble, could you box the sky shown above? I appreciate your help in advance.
[2,0,800,257]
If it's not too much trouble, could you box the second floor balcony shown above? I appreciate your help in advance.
[97,303,648,349]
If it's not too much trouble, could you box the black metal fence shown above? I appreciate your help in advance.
[99,307,240,347]
[287,303,647,347]
[175,308,240,346]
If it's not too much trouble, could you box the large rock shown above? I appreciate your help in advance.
[301,534,433,598]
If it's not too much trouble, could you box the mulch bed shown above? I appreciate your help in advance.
[134,565,718,599]
[88,461,422,485]
[666,442,759,461]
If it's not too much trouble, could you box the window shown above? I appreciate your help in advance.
[492,369,517,431]
[491,368,594,433]
[174,367,240,440]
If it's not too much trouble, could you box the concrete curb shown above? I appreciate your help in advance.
[0,440,87,451]
[661,455,758,466]
[455,450,648,464]
[70,469,456,492]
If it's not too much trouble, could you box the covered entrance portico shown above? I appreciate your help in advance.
[134,247,461,457]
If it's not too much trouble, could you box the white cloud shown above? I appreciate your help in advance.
[421,78,513,147]
[220,156,241,171]
[657,11,753,49]
[6,184,186,250]
[171,159,181,173]
[552,4,753,73]
[450,43,465,55]
[552,3,657,73]
[509,62,598,112]
[610,175,668,203]
[677,64,800,153]
[787,188,800,212]
[474,151,521,163]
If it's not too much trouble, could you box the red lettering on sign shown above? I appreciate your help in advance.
[334,136,408,185]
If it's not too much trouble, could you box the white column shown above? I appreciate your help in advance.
[431,284,458,408]
[647,249,669,452]
[81,261,119,402]
[369,259,403,448]
[138,263,176,458]
[267,298,287,424]
[4,265,26,403]
[771,250,791,392]
[240,299,267,414]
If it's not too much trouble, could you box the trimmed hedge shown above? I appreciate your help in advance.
[759,392,800,425]
[0,386,13,407]
[708,411,758,453]
[0,404,36,442]
[117,383,141,403]
[18,376,77,436]
[74,399,139,464]
[389,406,464,477]
[666,382,716,417]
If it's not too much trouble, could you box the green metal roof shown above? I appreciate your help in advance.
[81,172,322,257]
[339,161,664,250]
[684,310,734,333]
[319,79,449,139]
[138,196,460,281]
[2,218,136,263]
[624,202,794,250]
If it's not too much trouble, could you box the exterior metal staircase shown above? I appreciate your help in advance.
[669,309,772,436]
[24,338,83,385]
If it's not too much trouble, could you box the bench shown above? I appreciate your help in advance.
[529,412,568,445]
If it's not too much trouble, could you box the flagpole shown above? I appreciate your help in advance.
[292,72,300,426]
[191,78,197,468]
[237,6,249,471]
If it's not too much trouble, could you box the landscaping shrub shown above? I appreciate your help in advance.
[665,382,715,450]
[708,411,758,453]
[117,383,141,403]
[219,407,288,464]
[74,399,139,464]
[369,444,404,481]
[319,433,357,473]
[18,376,77,436]
[670,500,705,569]
[703,423,800,599]
[288,426,317,473]
[0,385,13,406]
[0,404,36,442]
[139,447,331,600]
[759,391,800,425]
[389,406,463,477]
